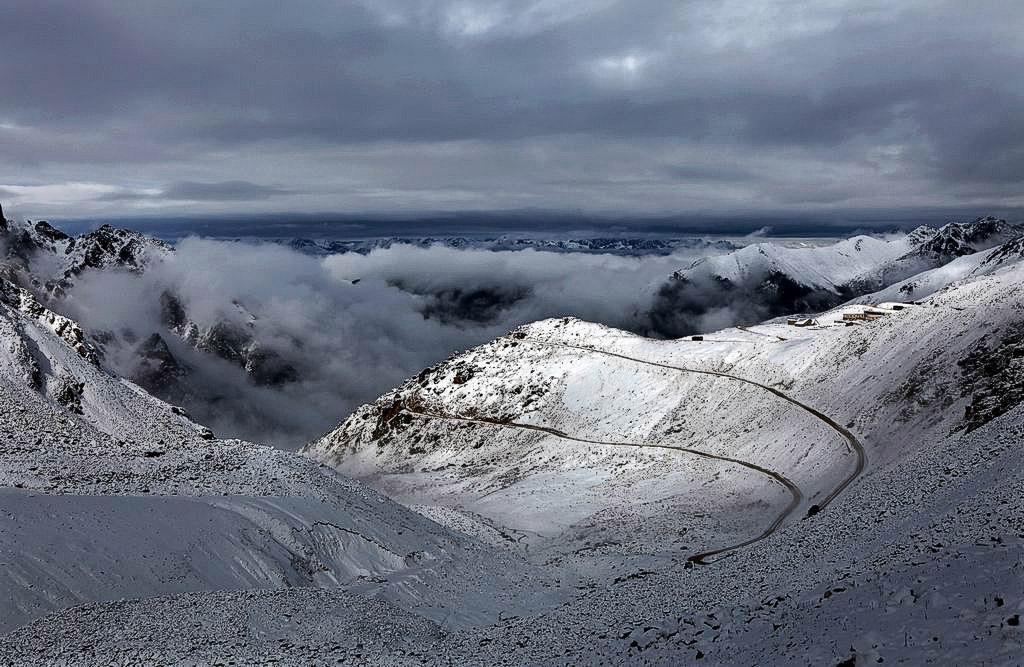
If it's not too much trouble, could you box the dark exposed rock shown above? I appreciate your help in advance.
[414,285,530,325]
[244,345,299,387]
[452,363,477,385]
[189,318,298,387]
[59,224,171,279]
[372,397,408,440]
[957,321,1024,431]
[198,321,251,366]
[3,228,41,267]
[51,376,85,414]
[32,221,70,244]
[979,235,1024,268]
[159,291,188,331]
[132,334,188,397]
[912,216,1021,260]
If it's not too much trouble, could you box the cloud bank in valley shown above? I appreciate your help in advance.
[61,239,722,447]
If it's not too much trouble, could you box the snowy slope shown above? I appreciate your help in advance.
[0,273,559,635]
[851,230,1024,303]
[675,234,913,290]
[310,249,1024,550]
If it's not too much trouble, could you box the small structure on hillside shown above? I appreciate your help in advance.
[691,335,703,341]
[843,309,889,322]
[787,318,817,327]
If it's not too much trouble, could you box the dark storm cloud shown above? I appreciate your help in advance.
[161,181,294,201]
[0,0,1022,216]
[664,165,754,184]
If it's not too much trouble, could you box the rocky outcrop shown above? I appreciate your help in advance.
[132,333,189,400]
[158,291,298,388]
[910,216,1021,260]
[0,216,172,291]
[0,279,99,366]
[957,321,1024,432]
[978,235,1024,268]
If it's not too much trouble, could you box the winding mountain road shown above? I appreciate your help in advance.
[545,340,867,515]
[398,335,865,564]
[401,408,802,564]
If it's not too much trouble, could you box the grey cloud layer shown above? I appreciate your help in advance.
[63,239,711,447]
[0,1,1022,216]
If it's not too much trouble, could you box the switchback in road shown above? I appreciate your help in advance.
[401,407,803,565]
[546,340,866,514]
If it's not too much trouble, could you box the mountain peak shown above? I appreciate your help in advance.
[914,215,1022,259]
[0,216,172,288]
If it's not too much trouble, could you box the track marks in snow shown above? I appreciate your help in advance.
[401,404,802,564]
[398,332,869,563]
[545,340,867,515]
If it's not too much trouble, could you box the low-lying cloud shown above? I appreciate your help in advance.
[62,239,726,448]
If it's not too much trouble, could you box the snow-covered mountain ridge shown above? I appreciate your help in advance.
[0,211,306,428]
[0,213,171,296]
[911,215,1022,258]
[648,215,1022,336]
[284,235,741,257]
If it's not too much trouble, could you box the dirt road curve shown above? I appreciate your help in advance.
[399,335,865,564]
[549,341,867,515]
[402,408,802,565]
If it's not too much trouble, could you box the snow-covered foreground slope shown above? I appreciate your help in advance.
[8,402,1021,664]
[0,274,562,637]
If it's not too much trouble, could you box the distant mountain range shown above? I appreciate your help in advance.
[282,235,741,256]
[648,216,1022,336]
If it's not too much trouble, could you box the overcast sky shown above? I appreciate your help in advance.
[1,0,1022,220]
